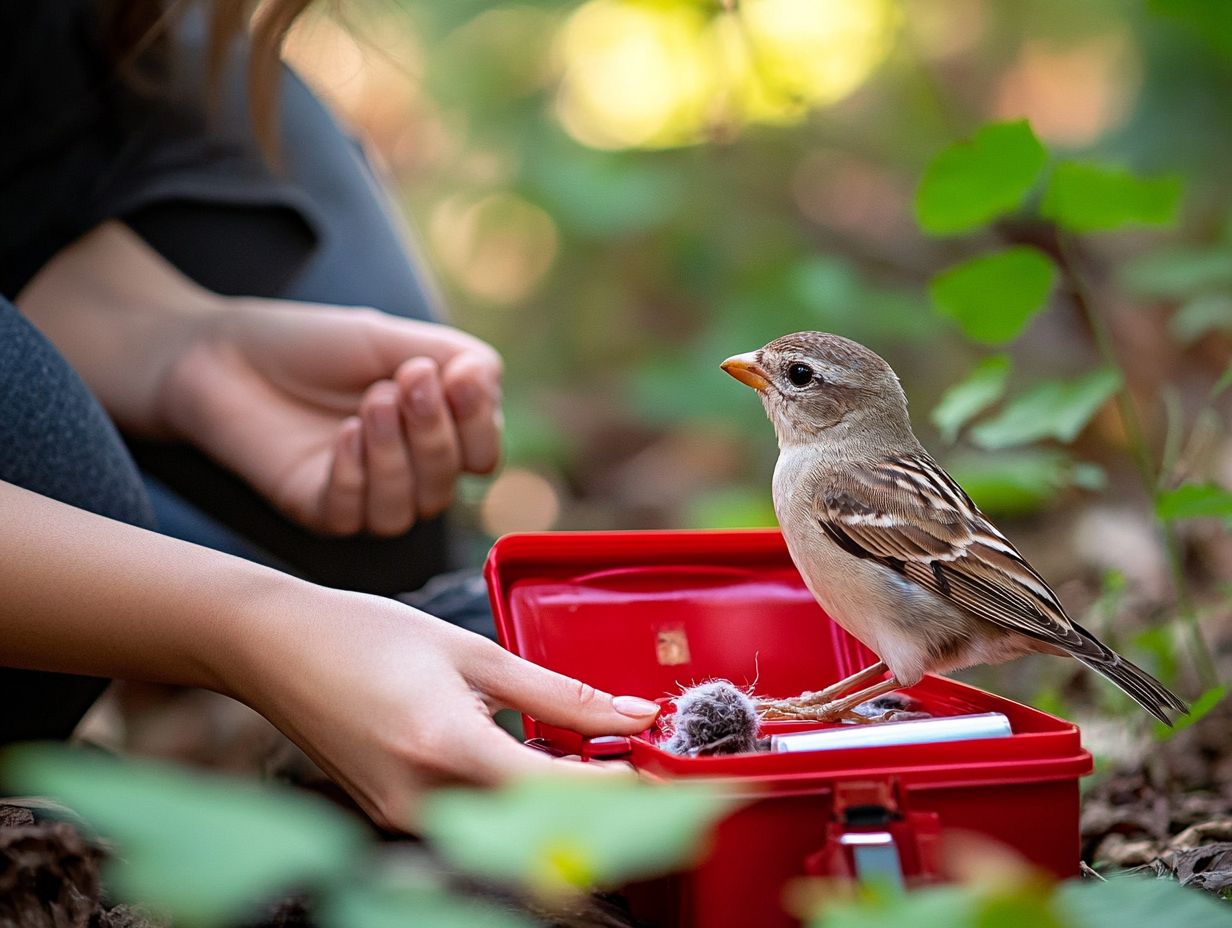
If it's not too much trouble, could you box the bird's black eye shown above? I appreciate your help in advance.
[786,363,815,387]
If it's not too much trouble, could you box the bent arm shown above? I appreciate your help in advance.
[15,222,224,439]
[15,222,503,536]
[0,479,659,826]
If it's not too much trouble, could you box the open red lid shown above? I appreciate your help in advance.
[485,529,871,703]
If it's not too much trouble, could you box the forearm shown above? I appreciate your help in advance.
[15,221,225,438]
[0,479,295,697]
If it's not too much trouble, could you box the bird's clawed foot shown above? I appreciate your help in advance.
[756,698,867,723]
[755,672,905,725]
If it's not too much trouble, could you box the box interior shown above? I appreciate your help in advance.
[489,530,1089,778]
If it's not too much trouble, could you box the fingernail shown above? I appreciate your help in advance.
[451,382,480,417]
[347,423,363,459]
[613,695,660,718]
[409,380,437,421]
[371,400,398,438]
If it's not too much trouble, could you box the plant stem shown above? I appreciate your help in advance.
[1056,234,1218,690]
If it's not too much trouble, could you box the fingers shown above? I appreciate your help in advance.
[360,381,416,537]
[384,713,631,828]
[442,352,503,474]
[470,644,661,738]
[353,312,503,475]
[461,731,634,786]
[320,416,366,535]
[395,358,463,518]
[439,703,636,791]
[317,340,501,537]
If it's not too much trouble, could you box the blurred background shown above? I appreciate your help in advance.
[91,0,1232,758]
[279,0,1226,535]
[276,0,1232,736]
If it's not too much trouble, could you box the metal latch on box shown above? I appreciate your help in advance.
[806,779,942,886]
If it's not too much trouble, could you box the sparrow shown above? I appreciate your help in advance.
[721,332,1187,725]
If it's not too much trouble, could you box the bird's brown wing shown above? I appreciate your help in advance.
[814,452,1104,659]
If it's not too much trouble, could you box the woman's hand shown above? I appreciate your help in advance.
[0,481,660,830]
[231,585,660,828]
[18,222,503,537]
[161,299,502,536]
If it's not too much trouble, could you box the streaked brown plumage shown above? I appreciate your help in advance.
[722,331,1187,724]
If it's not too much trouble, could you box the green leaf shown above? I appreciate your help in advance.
[1170,292,1232,343]
[3,744,365,927]
[1042,163,1183,233]
[947,450,1105,516]
[810,881,1061,928]
[1120,246,1232,299]
[1155,482,1232,519]
[1213,361,1232,399]
[808,884,976,928]
[321,875,536,928]
[914,120,1047,235]
[420,776,735,897]
[929,248,1057,345]
[1056,874,1232,928]
[931,355,1012,442]
[970,369,1121,449]
[1153,684,1227,740]
[1150,0,1232,62]
[818,875,1232,928]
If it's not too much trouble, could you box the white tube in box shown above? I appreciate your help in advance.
[769,712,1012,754]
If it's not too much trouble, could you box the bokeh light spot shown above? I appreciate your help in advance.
[554,0,897,150]
[995,32,1140,147]
[738,0,898,112]
[555,0,713,150]
[481,468,562,535]
[429,191,559,305]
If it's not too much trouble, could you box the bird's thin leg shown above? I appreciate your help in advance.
[763,676,904,723]
[756,661,888,718]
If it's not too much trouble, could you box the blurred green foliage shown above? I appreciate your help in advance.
[1155,483,1232,520]
[3,744,729,926]
[5,743,365,926]
[810,875,1232,928]
[420,775,735,897]
[341,0,1232,542]
[968,369,1122,450]
[931,355,1012,442]
[11,743,1232,926]
[320,875,537,928]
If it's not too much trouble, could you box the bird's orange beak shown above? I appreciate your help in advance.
[721,353,770,391]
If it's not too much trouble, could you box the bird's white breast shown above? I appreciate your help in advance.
[772,446,965,684]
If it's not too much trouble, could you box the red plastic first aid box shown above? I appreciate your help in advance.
[485,529,1093,928]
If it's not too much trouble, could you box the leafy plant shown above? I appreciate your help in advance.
[914,120,1047,235]
[915,116,1227,705]
[5,743,366,926]
[1041,164,1183,233]
[420,775,735,898]
[809,875,1231,928]
[4,744,731,927]
[929,248,1056,345]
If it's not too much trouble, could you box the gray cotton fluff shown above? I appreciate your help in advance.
[663,680,760,756]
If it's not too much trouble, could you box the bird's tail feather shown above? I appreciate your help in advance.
[1074,652,1188,725]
